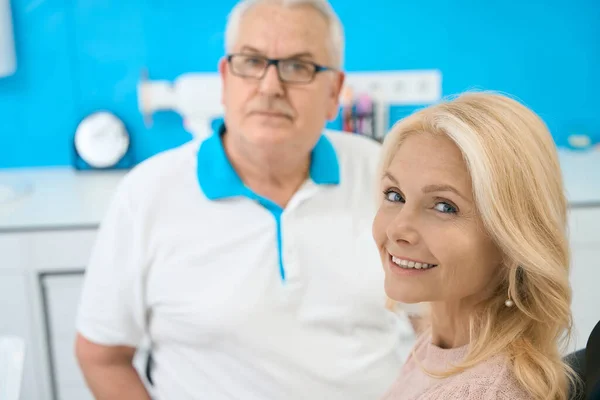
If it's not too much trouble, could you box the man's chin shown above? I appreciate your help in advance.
[245,126,295,144]
[251,115,293,129]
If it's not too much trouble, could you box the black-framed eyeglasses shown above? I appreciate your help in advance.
[226,53,336,84]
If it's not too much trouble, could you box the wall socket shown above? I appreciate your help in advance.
[343,69,442,105]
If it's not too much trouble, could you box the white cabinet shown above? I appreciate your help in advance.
[0,168,127,400]
[0,229,97,400]
[0,272,42,400]
[0,228,151,400]
[41,273,93,400]
[567,207,600,352]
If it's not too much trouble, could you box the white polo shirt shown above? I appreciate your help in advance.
[76,128,414,400]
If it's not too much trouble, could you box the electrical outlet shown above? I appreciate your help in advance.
[343,69,442,105]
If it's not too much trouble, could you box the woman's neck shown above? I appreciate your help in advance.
[429,301,473,349]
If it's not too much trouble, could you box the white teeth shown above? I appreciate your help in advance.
[391,256,436,270]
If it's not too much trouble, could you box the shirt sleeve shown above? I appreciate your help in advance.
[76,179,147,347]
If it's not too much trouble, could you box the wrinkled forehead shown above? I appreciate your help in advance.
[233,3,332,62]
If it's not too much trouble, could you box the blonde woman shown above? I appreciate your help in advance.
[372,92,576,400]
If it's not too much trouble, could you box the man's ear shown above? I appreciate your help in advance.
[327,71,345,121]
[218,57,228,106]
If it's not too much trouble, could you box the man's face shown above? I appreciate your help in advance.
[219,2,344,153]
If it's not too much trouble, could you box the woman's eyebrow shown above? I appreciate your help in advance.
[422,184,468,202]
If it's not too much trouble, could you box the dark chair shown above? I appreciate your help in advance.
[587,320,600,400]
[564,348,586,399]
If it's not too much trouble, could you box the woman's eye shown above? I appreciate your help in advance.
[434,202,458,214]
[384,190,404,203]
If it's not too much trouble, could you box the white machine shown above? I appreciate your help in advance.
[137,70,224,139]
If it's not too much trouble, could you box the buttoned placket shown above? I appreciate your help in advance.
[276,181,322,303]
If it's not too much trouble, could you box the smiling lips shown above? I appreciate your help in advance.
[390,255,438,270]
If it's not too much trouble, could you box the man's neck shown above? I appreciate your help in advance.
[223,133,311,208]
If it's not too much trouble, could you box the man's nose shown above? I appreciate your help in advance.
[258,64,285,96]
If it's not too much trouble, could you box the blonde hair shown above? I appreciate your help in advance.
[380,91,575,400]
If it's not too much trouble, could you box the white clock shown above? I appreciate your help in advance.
[74,111,130,169]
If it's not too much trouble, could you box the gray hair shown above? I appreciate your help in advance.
[224,0,345,69]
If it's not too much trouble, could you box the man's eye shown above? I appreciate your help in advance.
[289,62,309,71]
[244,57,263,65]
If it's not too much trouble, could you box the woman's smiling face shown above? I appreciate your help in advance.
[372,132,503,305]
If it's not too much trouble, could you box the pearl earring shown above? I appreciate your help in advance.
[505,267,519,307]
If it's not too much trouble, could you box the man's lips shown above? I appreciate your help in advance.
[251,111,292,119]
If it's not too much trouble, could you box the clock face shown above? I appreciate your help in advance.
[74,112,130,168]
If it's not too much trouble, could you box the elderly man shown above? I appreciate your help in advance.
[74,0,412,399]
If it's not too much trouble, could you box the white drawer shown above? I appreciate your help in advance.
[0,229,97,272]
[29,230,97,272]
[0,234,27,270]
[41,273,93,400]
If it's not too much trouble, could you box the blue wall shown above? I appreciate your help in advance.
[0,0,598,168]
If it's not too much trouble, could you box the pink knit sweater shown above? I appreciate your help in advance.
[381,333,533,399]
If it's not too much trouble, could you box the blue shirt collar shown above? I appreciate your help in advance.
[197,125,340,200]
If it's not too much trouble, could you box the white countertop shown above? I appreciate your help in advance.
[0,150,599,231]
[0,168,127,232]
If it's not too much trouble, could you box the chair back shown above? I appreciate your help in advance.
[564,348,586,399]
[587,320,600,399]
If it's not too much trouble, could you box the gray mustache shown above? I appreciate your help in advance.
[247,99,294,118]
